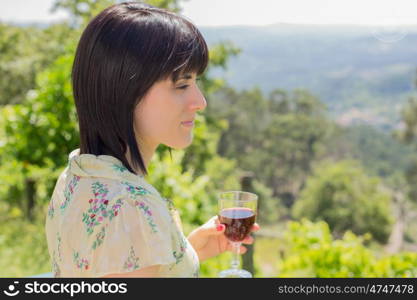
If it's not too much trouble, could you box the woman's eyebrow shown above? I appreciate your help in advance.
[171,73,194,84]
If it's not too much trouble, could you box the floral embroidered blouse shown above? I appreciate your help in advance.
[45,149,200,278]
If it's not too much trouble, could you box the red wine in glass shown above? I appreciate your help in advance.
[219,207,256,242]
[218,191,258,278]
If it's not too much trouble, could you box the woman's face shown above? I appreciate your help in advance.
[133,72,207,151]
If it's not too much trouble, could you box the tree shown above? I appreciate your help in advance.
[396,97,417,146]
[2,54,79,220]
[292,160,394,243]
[52,0,186,28]
[395,95,417,206]
[206,86,330,208]
[0,22,76,105]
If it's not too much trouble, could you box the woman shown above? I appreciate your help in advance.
[45,1,259,278]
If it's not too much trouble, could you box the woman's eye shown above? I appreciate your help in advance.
[177,85,189,90]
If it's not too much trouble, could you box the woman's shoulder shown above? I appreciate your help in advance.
[64,173,162,206]
[62,148,166,204]
[47,171,174,235]
[48,167,165,221]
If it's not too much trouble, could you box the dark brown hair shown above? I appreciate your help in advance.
[72,1,208,176]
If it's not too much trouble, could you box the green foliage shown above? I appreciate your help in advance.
[277,219,417,277]
[208,86,330,205]
[1,54,79,217]
[4,54,79,170]
[199,251,233,278]
[252,179,284,224]
[396,96,417,145]
[373,253,417,277]
[0,155,55,213]
[148,127,241,232]
[253,236,282,277]
[293,160,394,243]
[0,206,51,277]
[324,124,415,178]
[395,92,417,204]
[52,0,187,29]
[0,104,66,214]
[52,0,115,22]
[404,157,417,204]
[0,22,76,105]
[148,148,213,227]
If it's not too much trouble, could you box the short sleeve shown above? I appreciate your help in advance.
[87,186,177,277]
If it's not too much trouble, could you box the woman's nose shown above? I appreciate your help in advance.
[191,87,207,112]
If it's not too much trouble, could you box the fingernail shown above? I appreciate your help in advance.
[216,224,225,231]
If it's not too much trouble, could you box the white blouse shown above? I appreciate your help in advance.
[45,148,200,277]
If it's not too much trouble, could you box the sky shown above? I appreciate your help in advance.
[1,0,417,26]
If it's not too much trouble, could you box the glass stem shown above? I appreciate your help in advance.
[230,242,241,270]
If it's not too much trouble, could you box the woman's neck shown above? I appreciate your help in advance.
[125,140,157,176]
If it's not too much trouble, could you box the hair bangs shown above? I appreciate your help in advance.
[159,16,209,83]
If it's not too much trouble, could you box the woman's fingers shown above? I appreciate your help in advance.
[213,218,259,233]
[213,217,259,230]
[213,215,220,225]
[251,223,260,232]
[241,235,254,244]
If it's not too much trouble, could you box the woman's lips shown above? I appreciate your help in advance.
[181,120,194,127]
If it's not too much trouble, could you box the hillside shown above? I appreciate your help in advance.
[201,24,417,130]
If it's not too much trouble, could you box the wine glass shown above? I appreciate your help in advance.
[217,191,258,278]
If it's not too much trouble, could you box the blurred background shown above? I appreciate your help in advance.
[1,0,417,277]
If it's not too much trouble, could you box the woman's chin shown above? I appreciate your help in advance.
[168,138,193,150]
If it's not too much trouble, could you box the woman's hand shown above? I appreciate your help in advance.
[187,216,260,262]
